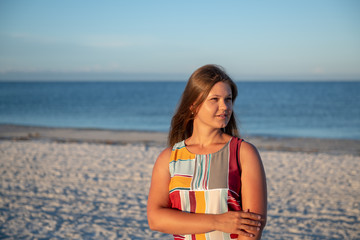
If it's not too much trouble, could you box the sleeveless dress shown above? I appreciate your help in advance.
[168,137,243,240]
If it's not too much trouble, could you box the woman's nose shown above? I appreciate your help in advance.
[219,99,229,110]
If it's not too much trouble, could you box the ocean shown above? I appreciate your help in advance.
[0,81,359,140]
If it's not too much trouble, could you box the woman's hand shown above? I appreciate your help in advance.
[214,210,262,238]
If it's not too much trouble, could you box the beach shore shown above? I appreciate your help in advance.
[0,124,359,239]
[1,124,359,155]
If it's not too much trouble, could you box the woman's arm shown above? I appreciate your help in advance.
[147,147,263,237]
[238,142,268,240]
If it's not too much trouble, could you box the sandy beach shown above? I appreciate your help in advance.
[0,124,359,239]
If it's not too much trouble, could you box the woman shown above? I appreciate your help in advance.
[147,64,267,239]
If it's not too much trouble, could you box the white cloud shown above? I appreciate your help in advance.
[84,40,131,48]
[312,67,325,74]
[2,32,138,49]
[80,34,154,49]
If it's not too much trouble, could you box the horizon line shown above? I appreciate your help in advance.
[1,71,360,82]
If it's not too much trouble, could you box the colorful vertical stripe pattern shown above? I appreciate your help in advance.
[169,137,243,240]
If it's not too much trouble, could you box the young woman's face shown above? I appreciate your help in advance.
[194,81,233,130]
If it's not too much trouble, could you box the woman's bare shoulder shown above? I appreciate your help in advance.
[160,147,172,157]
[240,141,262,163]
[241,140,259,153]
[155,147,172,165]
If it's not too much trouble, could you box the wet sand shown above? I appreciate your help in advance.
[1,124,359,155]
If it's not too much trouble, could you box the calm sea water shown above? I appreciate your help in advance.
[0,81,359,139]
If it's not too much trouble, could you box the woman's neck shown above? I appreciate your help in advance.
[187,127,229,147]
[185,128,232,155]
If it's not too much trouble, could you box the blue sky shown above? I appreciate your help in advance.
[0,0,359,81]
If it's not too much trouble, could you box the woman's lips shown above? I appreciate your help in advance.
[216,114,228,119]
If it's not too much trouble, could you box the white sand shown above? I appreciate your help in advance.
[0,140,359,239]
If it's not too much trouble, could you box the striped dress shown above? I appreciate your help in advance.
[168,137,243,240]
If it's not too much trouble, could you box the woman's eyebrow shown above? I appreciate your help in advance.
[208,93,232,97]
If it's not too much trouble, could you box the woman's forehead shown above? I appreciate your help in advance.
[208,82,232,95]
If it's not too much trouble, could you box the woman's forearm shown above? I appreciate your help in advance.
[148,207,263,237]
[148,207,217,235]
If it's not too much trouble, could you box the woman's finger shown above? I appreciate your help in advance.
[238,223,261,233]
[236,230,255,238]
[239,211,262,220]
[239,218,262,228]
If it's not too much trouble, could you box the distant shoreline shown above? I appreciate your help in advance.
[1,124,359,155]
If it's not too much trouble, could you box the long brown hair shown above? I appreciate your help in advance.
[168,64,240,147]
